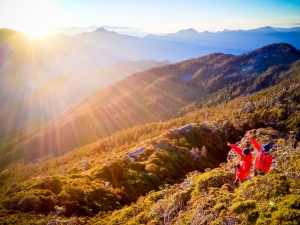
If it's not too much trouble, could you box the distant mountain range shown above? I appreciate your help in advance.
[75,26,300,63]
[2,26,299,71]
[144,26,300,54]
[0,26,300,135]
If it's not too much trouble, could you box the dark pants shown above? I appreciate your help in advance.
[254,167,266,176]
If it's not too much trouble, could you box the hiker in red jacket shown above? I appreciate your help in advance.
[247,133,273,176]
[227,142,252,182]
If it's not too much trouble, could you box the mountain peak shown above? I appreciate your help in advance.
[250,26,276,33]
[253,43,299,56]
[144,34,159,39]
[94,27,110,33]
[176,28,198,35]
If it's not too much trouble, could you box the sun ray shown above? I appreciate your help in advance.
[1,0,68,38]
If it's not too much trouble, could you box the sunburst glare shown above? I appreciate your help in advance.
[1,0,67,38]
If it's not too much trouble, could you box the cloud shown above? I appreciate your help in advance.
[55,25,98,30]
[103,26,144,33]
[53,26,99,36]
[271,22,300,28]
[102,25,138,30]
[102,26,149,38]
[53,25,148,37]
[53,25,150,37]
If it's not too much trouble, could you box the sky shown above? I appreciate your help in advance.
[0,0,300,37]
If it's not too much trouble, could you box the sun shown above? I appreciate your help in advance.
[1,0,68,38]
[17,0,56,38]
[23,25,53,38]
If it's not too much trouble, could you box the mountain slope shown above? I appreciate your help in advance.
[33,60,170,125]
[3,43,299,167]
[1,26,300,135]
[0,51,169,135]
[1,56,300,223]
[92,129,300,225]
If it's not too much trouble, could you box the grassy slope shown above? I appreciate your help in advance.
[92,128,300,225]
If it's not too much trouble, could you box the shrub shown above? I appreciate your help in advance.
[211,220,223,225]
[213,203,227,212]
[192,169,235,197]
[269,194,300,224]
[247,210,259,223]
[268,175,290,198]
[230,200,256,214]
[42,176,63,194]
[17,195,39,212]
[129,162,145,171]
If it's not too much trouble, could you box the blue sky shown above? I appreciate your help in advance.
[0,0,299,37]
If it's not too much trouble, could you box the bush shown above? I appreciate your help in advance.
[270,175,290,197]
[230,200,256,214]
[17,195,39,212]
[213,203,227,212]
[42,176,63,194]
[269,195,300,224]
[192,169,235,196]
[211,220,223,225]
[247,210,259,223]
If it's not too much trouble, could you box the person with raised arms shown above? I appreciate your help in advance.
[227,142,252,183]
[246,133,273,176]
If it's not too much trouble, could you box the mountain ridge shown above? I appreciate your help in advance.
[1,27,299,137]
[1,43,299,170]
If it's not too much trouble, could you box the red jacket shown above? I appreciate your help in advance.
[248,135,273,173]
[229,144,252,181]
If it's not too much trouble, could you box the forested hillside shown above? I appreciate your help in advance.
[2,43,299,169]
[0,51,300,224]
